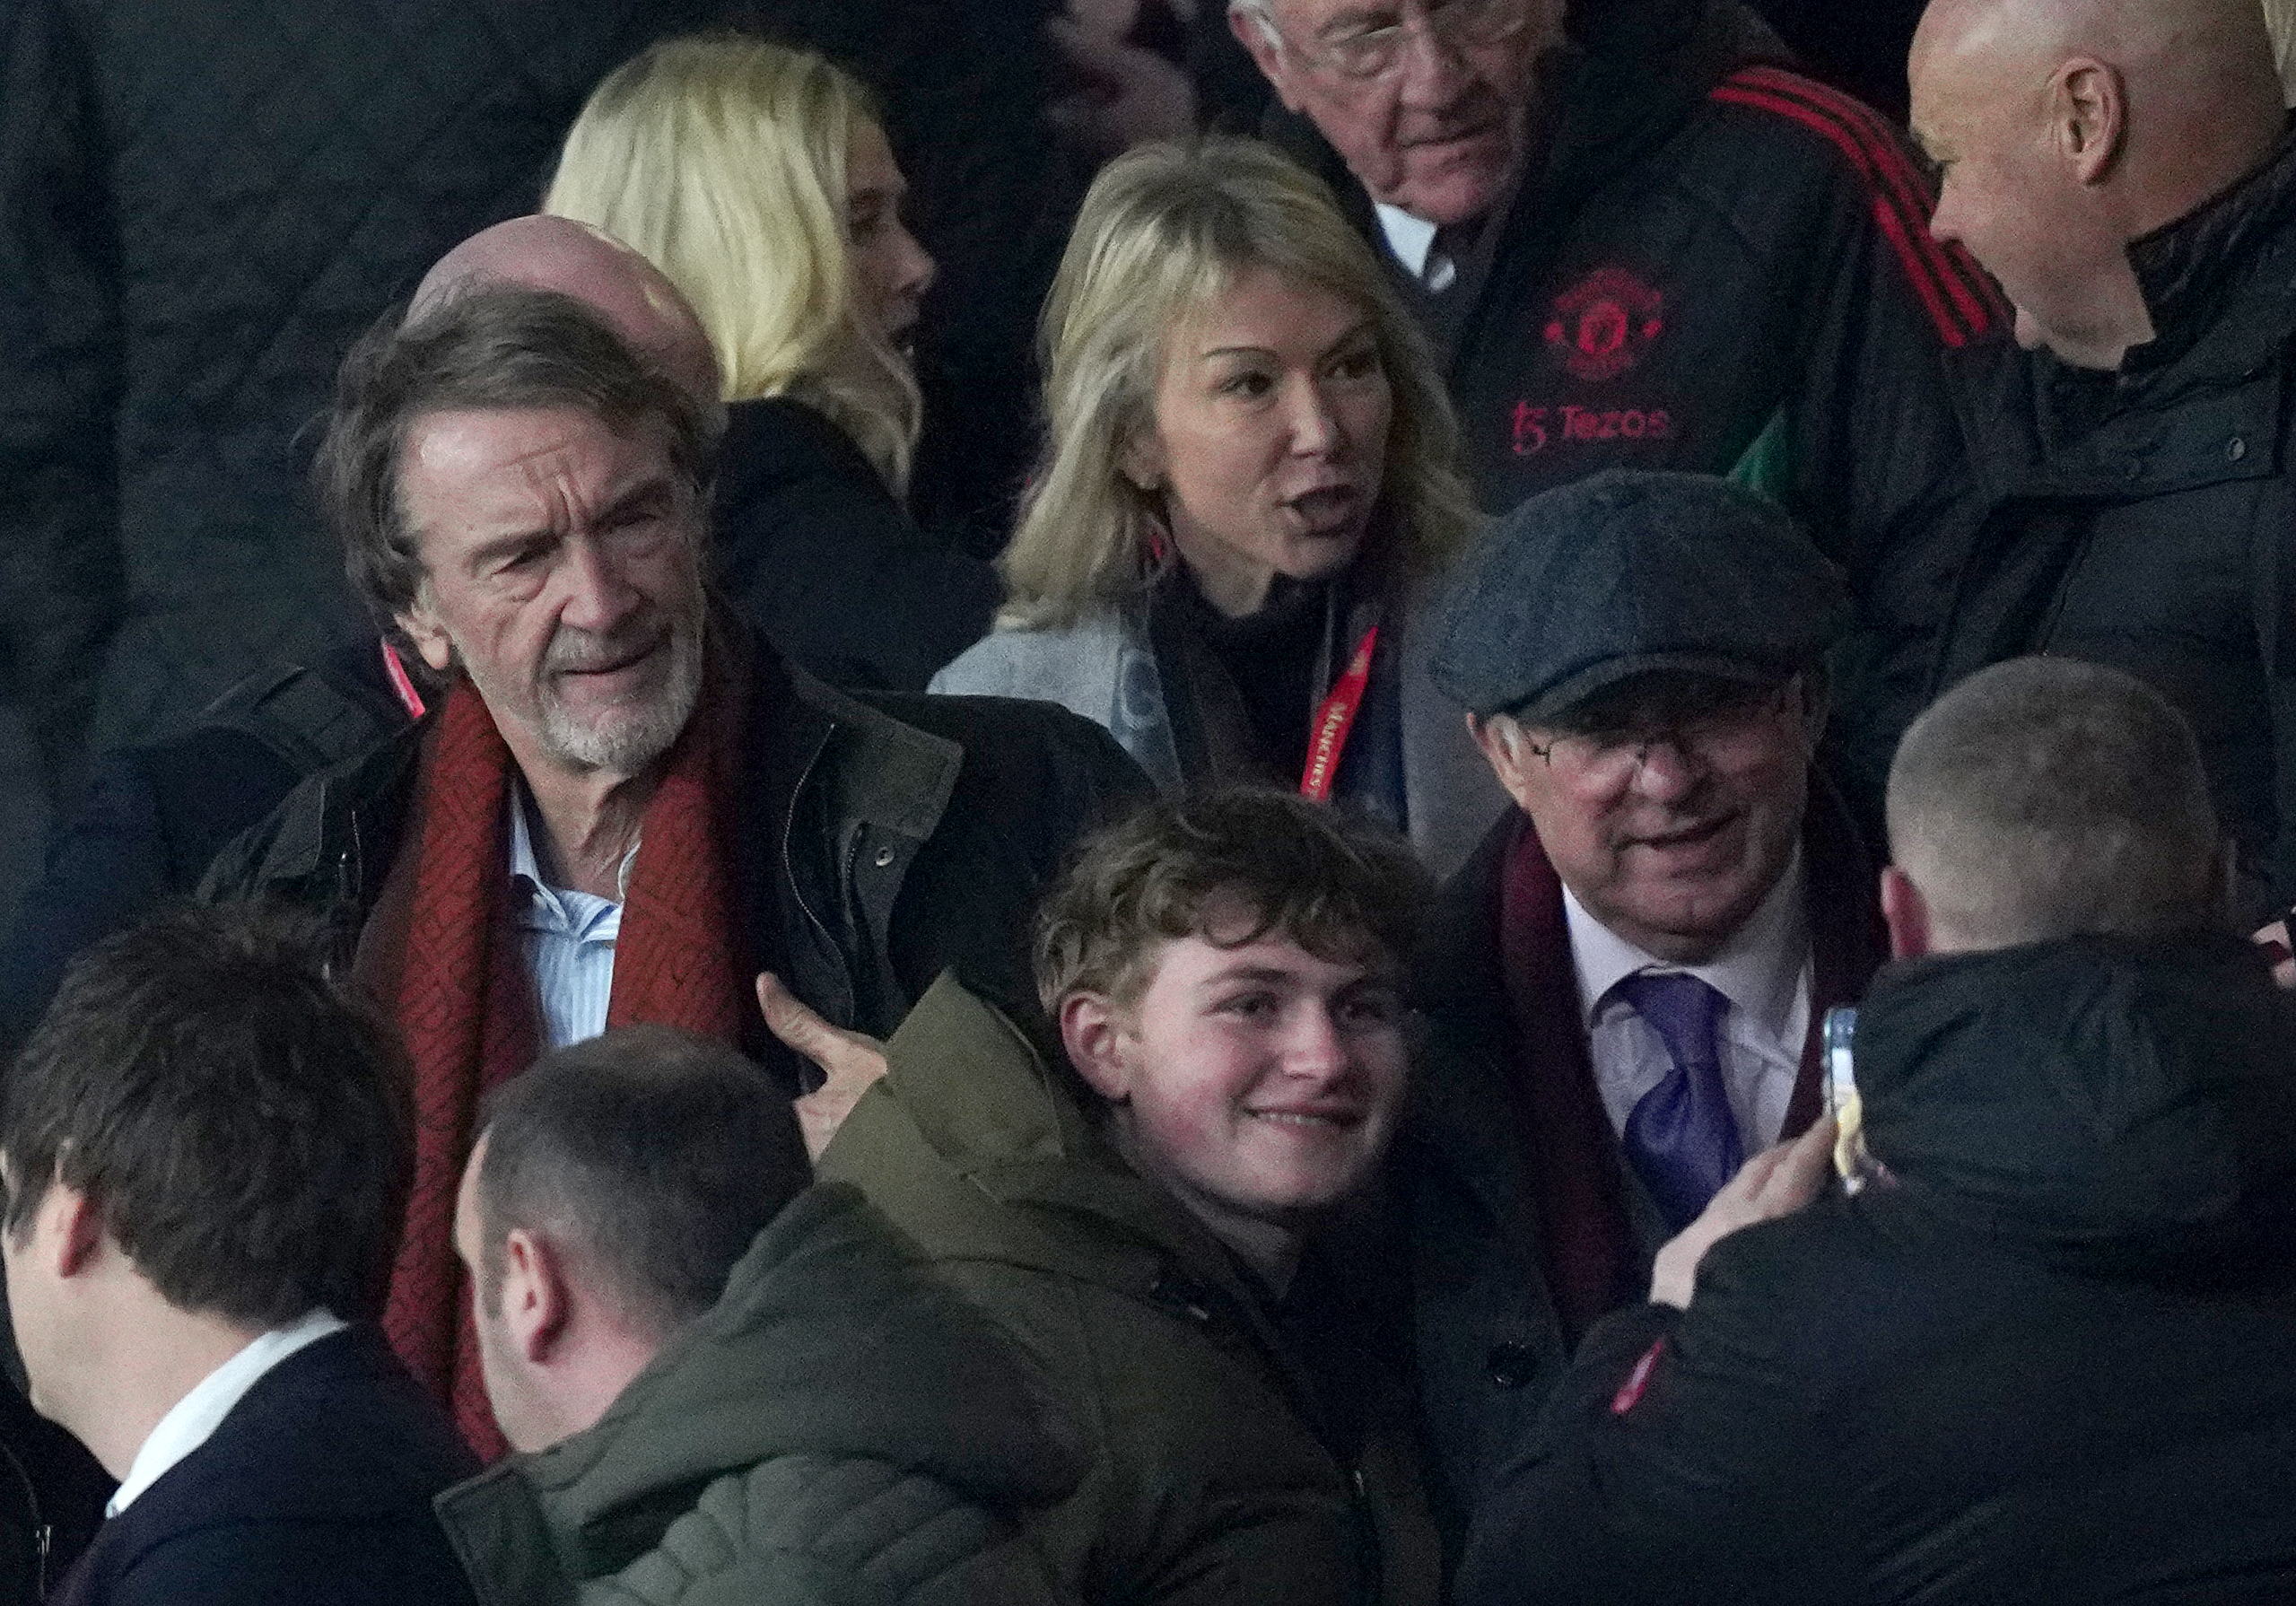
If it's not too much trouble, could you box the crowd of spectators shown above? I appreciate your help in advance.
[1,0,2292,1602]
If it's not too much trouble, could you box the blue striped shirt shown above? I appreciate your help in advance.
[508,788,632,1048]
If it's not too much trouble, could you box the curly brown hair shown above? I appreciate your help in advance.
[1033,789,1430,1013]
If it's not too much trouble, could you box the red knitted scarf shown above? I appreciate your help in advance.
[357,671,746,1457]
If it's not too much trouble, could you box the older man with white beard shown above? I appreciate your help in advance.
[200,283,1151,1456]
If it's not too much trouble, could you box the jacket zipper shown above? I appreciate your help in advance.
[780,733,851,1024]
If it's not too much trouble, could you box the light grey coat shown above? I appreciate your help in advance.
[931,596,1508,883]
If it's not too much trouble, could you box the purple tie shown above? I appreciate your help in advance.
[1612,972,1744,1232]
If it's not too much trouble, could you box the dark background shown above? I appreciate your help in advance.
[1756,0,1927,119]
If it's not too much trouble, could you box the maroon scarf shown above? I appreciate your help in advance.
[1495,796,1881,1342]
[356,671,747,1456]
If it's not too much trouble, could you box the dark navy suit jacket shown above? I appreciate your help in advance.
[49,1327,478,1606]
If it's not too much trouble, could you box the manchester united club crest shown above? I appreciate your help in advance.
[1543,266,1665,383]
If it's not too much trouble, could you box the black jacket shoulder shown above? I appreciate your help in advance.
[57,1329,476,1606]
[715,397,1000,693]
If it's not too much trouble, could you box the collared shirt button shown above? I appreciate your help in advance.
[873,845,895,868]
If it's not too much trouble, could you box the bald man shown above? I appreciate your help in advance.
[412,216,720,401]
[1910,0,2296,926]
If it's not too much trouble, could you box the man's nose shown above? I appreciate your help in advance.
[1626,734,1704,802]
[557,536,640,633]
[1281,1004,1349,1078]
[1394,13,1476,108]
[1925,184,1961,247]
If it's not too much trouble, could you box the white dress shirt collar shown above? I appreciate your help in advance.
[1375,204,1438,276]
[1374,204,1459,292]
[106,1308,347,1517]
[1564,847,1810,1039]
[508,781,638,908]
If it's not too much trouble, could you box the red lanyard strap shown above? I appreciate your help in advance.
[380,640,428,720]
[1299,625,1380,802]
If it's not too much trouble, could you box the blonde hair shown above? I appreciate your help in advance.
[546,33,921,493]
[1000,137,1480,629]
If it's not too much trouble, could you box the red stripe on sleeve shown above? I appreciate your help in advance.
[1611,1339,1668,1415]
[1728,66,2006,328]
[1712,70,2004,345]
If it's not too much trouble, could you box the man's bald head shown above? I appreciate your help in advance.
[415,215,720,401]
[1910,0,2284,366]
[1884,658,2222,955]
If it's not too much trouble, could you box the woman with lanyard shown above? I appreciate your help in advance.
[933,138,1497,871]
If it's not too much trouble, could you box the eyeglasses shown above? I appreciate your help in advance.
[1270,0,1532,83]
[1519,682,1800,798]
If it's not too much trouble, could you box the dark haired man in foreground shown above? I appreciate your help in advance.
[438,1026,1076,1603]
[824,789,1442,1606]
[0,905,476,1606]
[1459,658,2296,1605]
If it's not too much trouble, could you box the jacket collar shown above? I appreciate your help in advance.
[1854,932,2296,1287]
[2124,118,2296,378]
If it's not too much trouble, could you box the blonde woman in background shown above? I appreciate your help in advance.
[547,33,999,691]
[932,137,1506,876]
[2267,0,2296,100]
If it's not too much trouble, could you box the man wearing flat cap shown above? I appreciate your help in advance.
[1392,469,1886,1549]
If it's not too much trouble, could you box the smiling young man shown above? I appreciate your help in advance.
[198,284,1152,1453]
[1393,469,1887,1547]
[820,789,1442,1606]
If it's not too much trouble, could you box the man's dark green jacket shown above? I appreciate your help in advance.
[821,973,1442,1606]
[434,1183,1083,1605]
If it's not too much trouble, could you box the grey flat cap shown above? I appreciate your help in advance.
[1429,469,1852,721]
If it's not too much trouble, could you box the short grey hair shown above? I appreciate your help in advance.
[1887,658,2222,948]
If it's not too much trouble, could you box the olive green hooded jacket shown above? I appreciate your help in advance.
[432,1183,1082,1606]
[819,973,1441,1606]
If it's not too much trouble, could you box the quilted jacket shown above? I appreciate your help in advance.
[0,0,1077,792]
[434,1183,1082,1606]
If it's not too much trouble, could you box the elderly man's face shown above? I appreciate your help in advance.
[1235,0,1565,228]
[395,406,707,785]
[1476,677,1816,963]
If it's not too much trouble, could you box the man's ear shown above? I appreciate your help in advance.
[1228,4,1303,114]
[499,1228,572,1366]
[1879,866,1933,962]
[395,583,456,676]
[2050,58,2128,188]
[38,1185,105,1280]
[1059,992,1133,1104]
[1468,712,1541,816]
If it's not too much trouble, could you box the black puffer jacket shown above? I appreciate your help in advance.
[716,398,999,693]
[1931,128,2296,919]
[1456,933,2296,1606]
